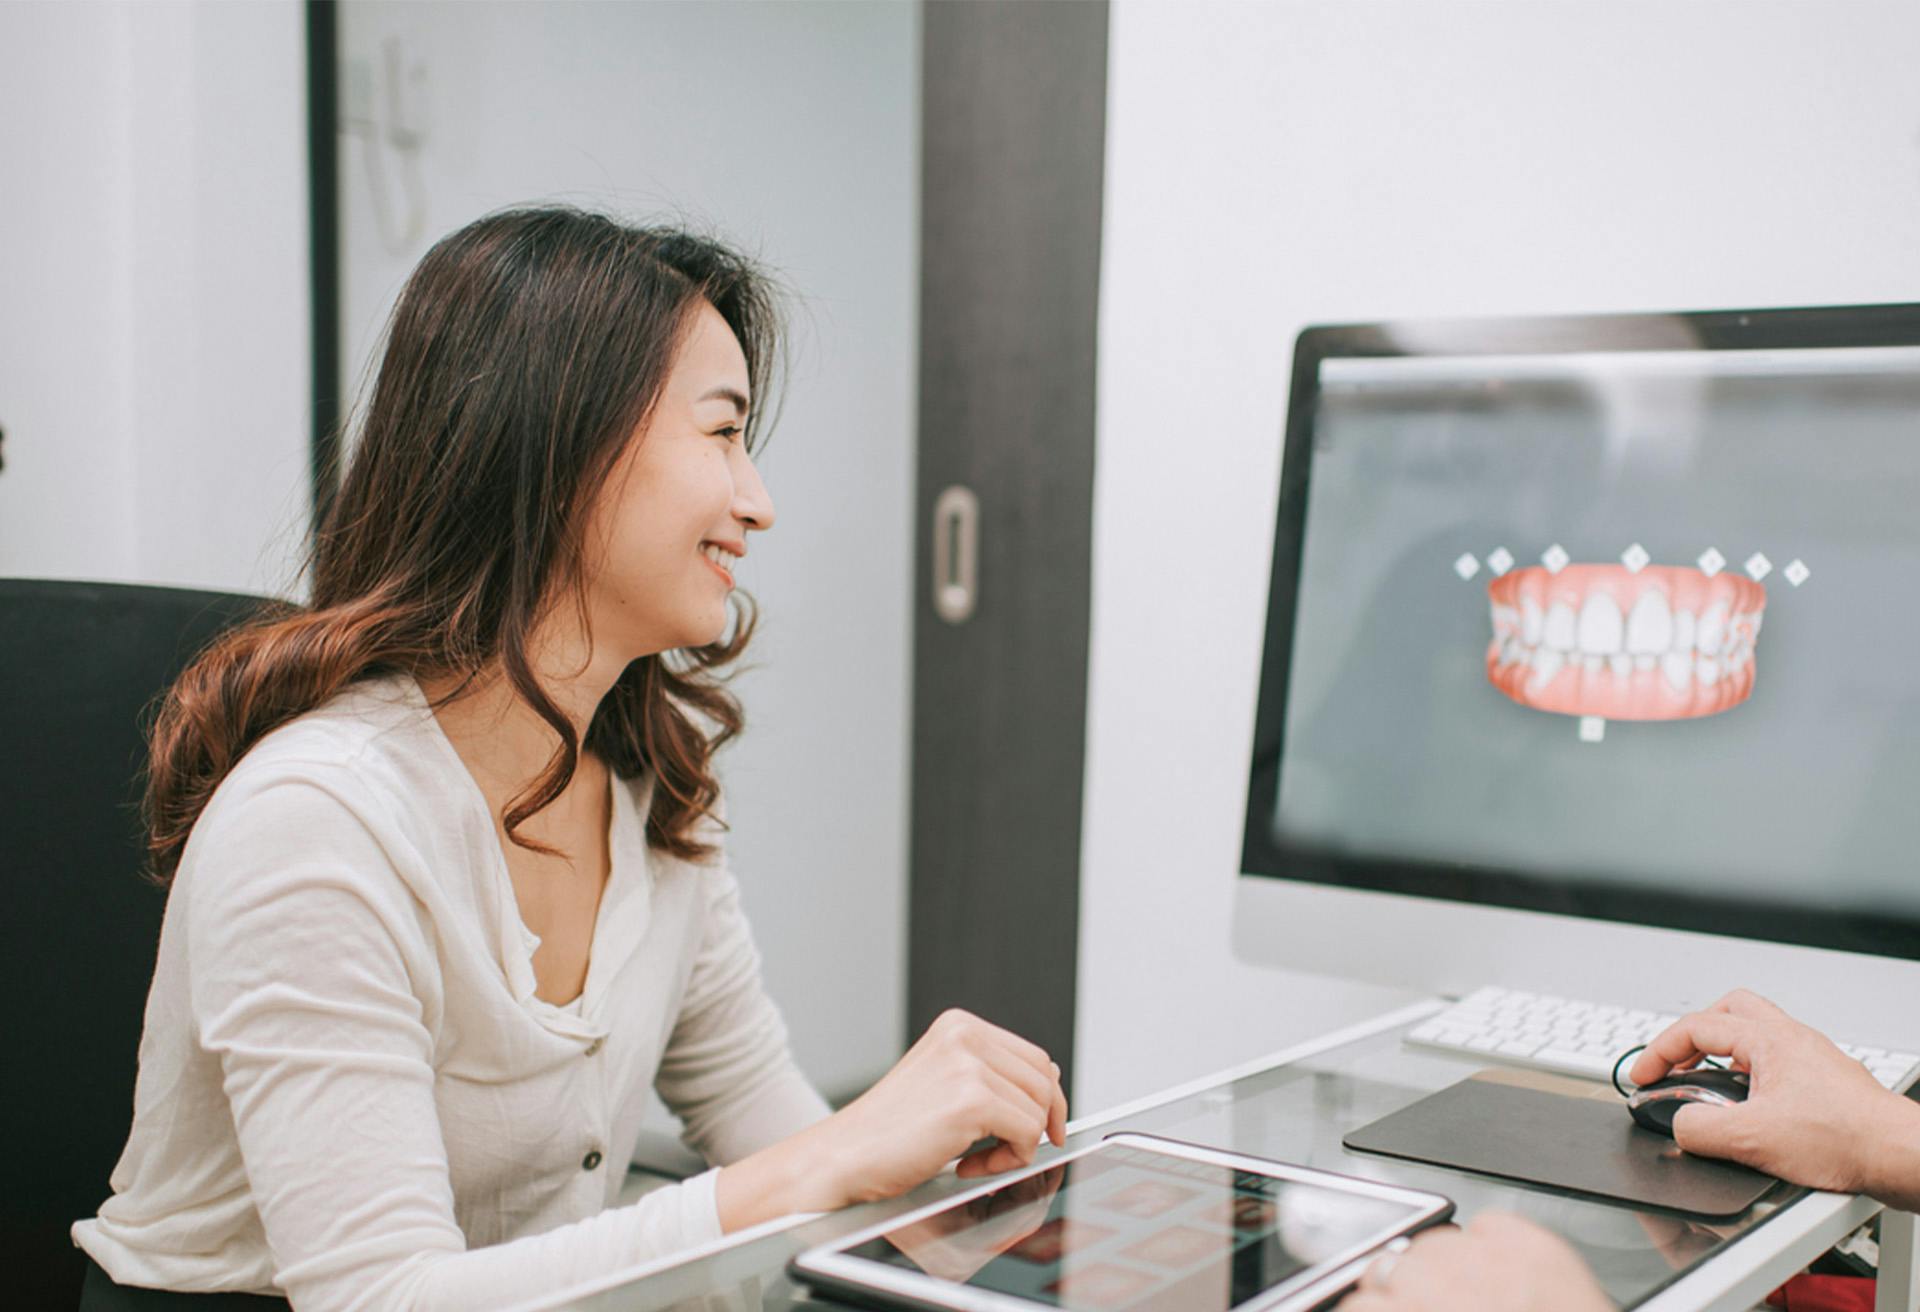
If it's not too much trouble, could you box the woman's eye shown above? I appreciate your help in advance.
[712,424,743,442]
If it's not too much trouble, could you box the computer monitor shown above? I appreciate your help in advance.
[1235,303,1920,1048]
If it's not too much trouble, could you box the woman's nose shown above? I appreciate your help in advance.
[732,447,775,532]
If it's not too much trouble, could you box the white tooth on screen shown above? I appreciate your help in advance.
[1543,602,1577,651]
[1609,653,1632,678]
[1661,651,1693,693]
[1528,649,1565,693]
[1697,604,1728,656]
[1625,591,1673,654]
[1521,598,1544,647]
[1672,609,1696,654]
[1583,654,1602,674]
[1634,653,1655,672]
[1696,655,1721,685]
[1576,594,1624,654]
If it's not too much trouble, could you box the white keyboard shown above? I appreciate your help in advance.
[1407,986,1920,1090]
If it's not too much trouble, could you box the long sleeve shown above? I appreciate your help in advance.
[654,863,832,1168]
[183,775,724,1311]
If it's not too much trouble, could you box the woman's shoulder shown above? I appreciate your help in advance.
[191,674,465,854]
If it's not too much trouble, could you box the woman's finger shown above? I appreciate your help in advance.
[957,1016,1057,1089]
[1046,1063,1069,1145]
[972,1039,1057,1131]
[964,1065,1049,1162]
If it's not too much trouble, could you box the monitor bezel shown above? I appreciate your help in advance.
[1239,302,1920,961]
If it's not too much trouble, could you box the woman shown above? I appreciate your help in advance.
[74,208,1066,1310]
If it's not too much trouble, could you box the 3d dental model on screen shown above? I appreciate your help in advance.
[1452,545,1806,741]
[1486,562,1764,721]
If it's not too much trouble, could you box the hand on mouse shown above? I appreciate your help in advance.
[1340,1212,1612,1312]
[716,1009,1067,1230]
[1627,989,1920,1207]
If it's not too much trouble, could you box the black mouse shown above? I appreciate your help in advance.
[1626,1068,1750,1137]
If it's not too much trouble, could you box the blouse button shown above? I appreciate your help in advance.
[582,1149,604,1172]
[584,1037,604,1057]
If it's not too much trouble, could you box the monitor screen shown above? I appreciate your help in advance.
[1242,305,1920,959]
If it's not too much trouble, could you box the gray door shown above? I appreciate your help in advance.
[909,0,1108,1096]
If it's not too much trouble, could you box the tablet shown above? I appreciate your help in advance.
[790,1134,1454,1312]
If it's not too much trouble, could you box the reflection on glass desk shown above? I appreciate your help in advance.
[532,1010,1894,1312]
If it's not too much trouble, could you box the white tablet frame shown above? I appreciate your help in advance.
[790,1132,1455,1312]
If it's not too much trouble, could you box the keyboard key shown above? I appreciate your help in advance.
[1535,1048,1620,1080]
[1498,1040,1542,1058]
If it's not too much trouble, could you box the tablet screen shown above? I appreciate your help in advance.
[835,1142,1427,1311]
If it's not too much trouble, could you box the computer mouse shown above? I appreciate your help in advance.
[1626,1068,1750,1137]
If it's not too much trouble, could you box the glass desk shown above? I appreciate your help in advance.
[523,1003,1912,1312]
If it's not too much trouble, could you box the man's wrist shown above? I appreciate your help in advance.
[1858,1092,1920,1209]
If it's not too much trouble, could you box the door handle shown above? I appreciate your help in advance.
[931,485,979,624]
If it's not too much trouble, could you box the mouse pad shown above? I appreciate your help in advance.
[1342,1068,1781,1221]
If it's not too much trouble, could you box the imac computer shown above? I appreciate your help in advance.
[1235,303,1920,1052]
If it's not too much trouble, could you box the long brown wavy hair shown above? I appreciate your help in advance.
[145,207,784,883]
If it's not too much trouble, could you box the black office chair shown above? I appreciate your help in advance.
[0,579,271,1309]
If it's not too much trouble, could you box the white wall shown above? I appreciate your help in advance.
[336,0,918,1098]
[1078,0,1920,1112]
[0,0,310,596]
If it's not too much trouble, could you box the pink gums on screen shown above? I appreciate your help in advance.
[1486,564,1766,720]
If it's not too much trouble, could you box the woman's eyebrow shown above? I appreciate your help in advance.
[697,386,749,415]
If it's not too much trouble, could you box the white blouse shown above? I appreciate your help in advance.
[73,675,829,1309]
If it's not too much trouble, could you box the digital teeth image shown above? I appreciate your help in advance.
[1486,564,1766,720]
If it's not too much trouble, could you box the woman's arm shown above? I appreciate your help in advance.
[650,865,832,1170]
[652,857,1069,1233]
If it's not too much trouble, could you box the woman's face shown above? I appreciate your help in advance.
[579,300,775,659]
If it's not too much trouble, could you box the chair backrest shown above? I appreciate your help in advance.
[0,578,270,1309]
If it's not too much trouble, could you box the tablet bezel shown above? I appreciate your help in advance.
[789,1132,1455,1312]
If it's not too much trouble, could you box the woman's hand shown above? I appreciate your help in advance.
[1625,989,1920,1205]
[716,1009,1067,1230]
[819,1008,1069,1202]
[1341,1213,1612,1312]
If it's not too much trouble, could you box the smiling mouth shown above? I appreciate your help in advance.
[701,542,739,587]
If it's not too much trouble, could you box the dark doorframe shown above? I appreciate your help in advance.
[909,0,1108,1096]
[305,0,341,532]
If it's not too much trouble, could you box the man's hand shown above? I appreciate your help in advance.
[1341,1213,1611,1312]
[1627,989,1920,1206]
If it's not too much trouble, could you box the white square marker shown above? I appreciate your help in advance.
[1542,544,1570,574]
[1697,547,1726,578]
[1453,553,1481,581]
[1745,552,1773,582]
[1785,558,1811,587]
[1487,547,1514,576]
[1620,543,1650,574]
[1578,716,1606,743]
